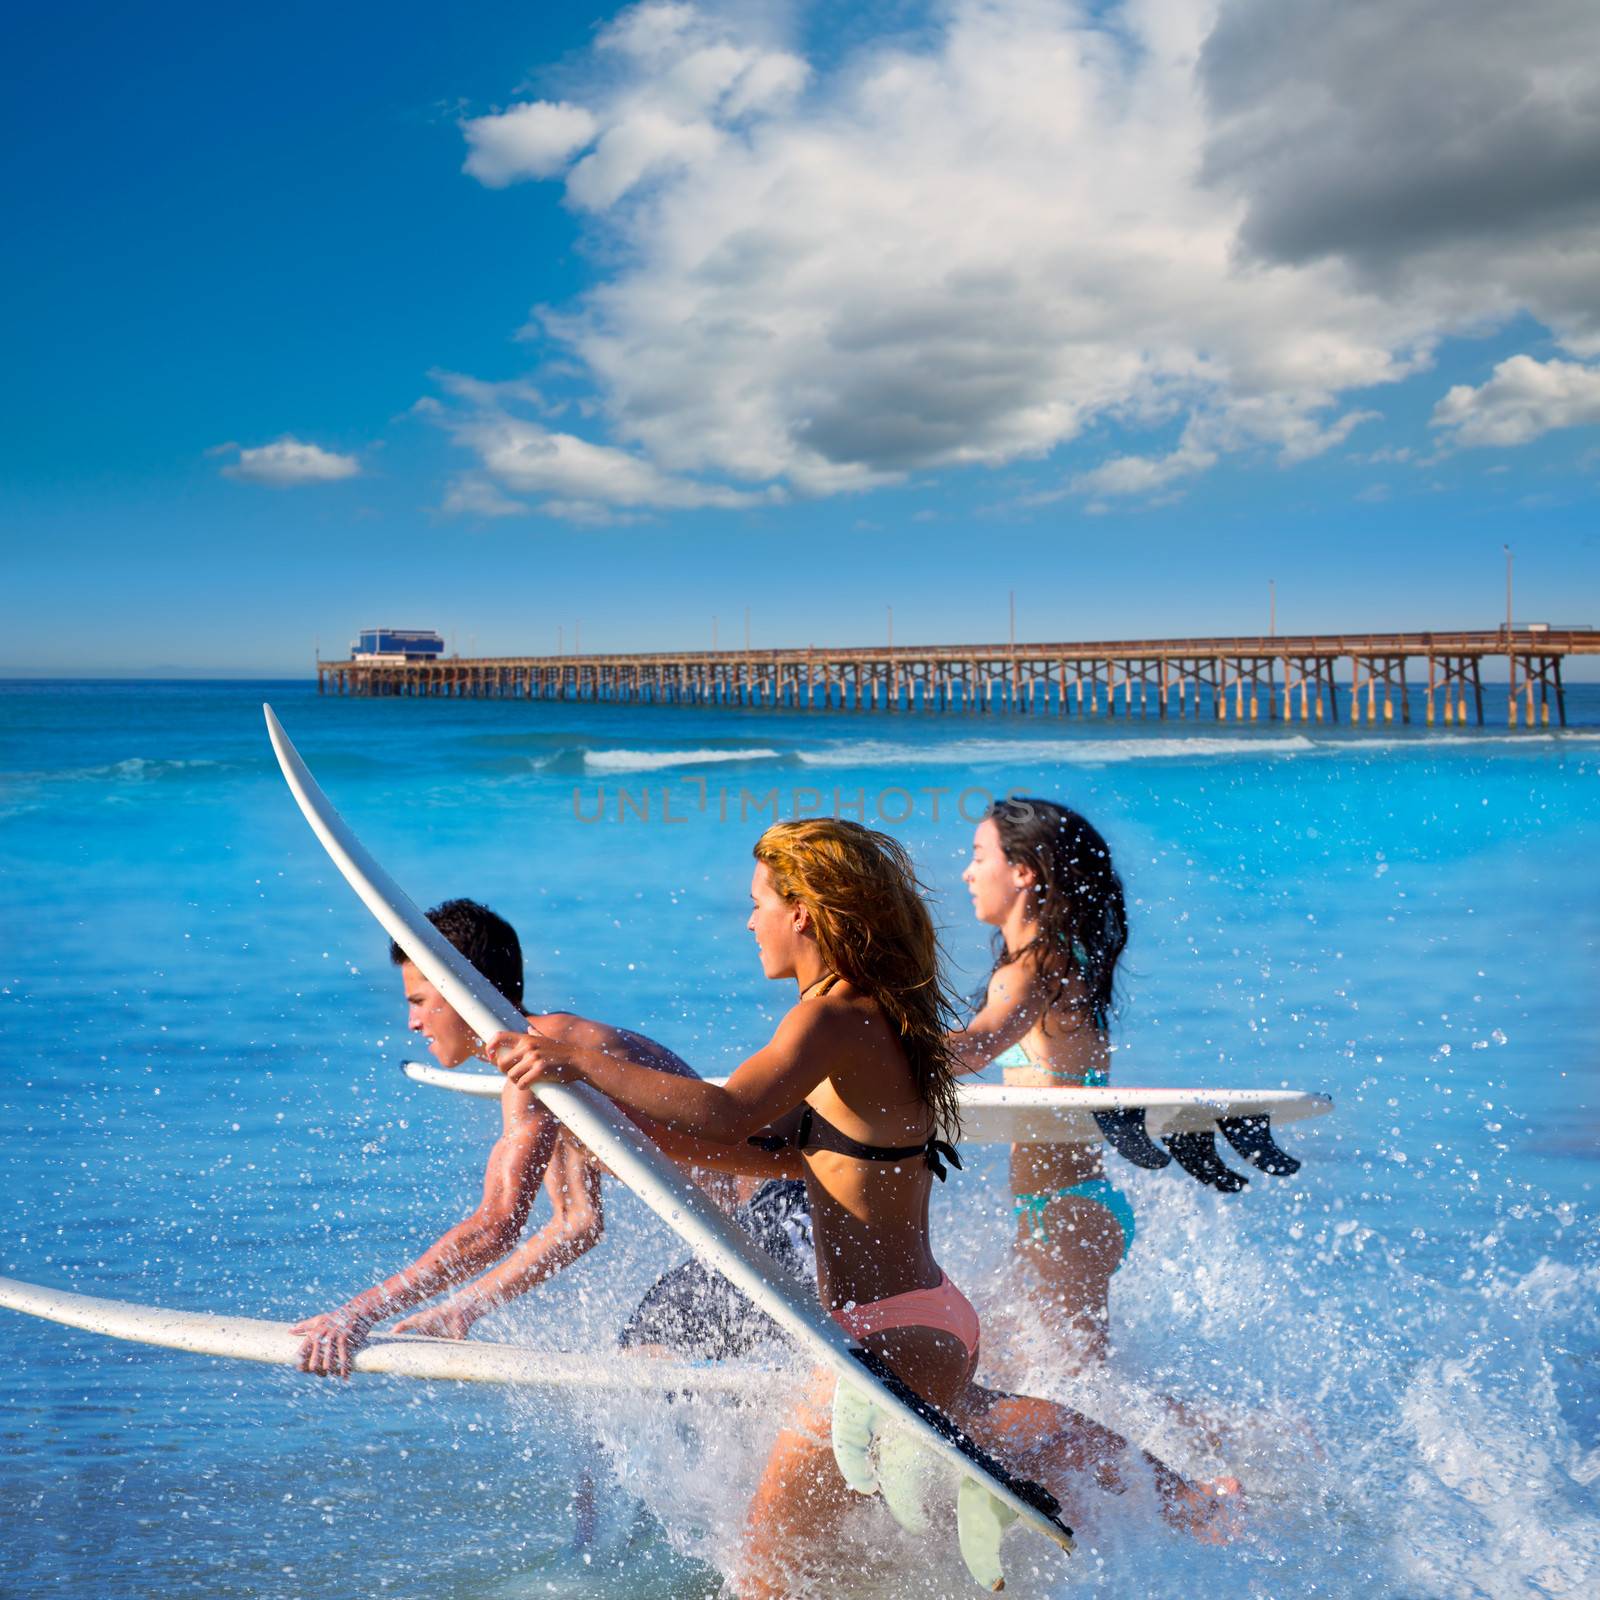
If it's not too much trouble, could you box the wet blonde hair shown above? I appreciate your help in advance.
[754,818,962,1140]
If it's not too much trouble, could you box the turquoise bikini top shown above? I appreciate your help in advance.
[994,1042,1109,1087]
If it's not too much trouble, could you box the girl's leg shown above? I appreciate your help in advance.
[1014,1191,1245,1460]
[739,1374,852,1600]
[1014,1191,1125,1362]
[739,1327,974,1599]
[957,1386,1240,1542]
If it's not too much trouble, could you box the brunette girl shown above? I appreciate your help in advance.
[949,798,1132,1361]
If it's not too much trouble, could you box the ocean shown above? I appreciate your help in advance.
[2,677,1597,1598]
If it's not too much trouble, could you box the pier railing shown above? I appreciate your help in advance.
[318,629,1600,726]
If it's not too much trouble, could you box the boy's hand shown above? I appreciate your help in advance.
[290,1304,375,1379]
[393,1294,485,1340]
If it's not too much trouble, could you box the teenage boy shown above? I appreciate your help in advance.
[293,898,812,1378]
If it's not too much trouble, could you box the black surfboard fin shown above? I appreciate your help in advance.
[1163,1130,1250,1193]
[1092,1108,1172,1171]
[1218,1114,1301,1177]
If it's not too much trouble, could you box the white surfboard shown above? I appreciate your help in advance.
[401,1058,1330,1191]
[264,706,1076,1565]
[0,1274,780,1398]
[403,1059,1331,1146]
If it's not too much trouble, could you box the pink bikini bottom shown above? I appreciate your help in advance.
[831,1271,980,1381]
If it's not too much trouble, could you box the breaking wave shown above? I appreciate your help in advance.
[0,756,241,786]
[583,747,790,773]
[796,735,1320,768]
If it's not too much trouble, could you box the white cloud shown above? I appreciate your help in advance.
[1068,398,1374,497]
[463,414,764,508]
[1271,407,1380,464]
[461,102,599,187]
[463,6,806,209]
[540,498,649,526]
[427,378,783,519]
[1431,354,1600,448]
[567,109,722,211]
[454,0,1600,507]
[1072,443,1217,499]
[440,474,530,518]
[220,437,360,486]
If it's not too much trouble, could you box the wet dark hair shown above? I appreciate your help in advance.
[390,898,524,1010]
[984,798,1127,1031]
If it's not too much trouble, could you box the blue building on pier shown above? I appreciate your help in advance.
[349,628,445,663]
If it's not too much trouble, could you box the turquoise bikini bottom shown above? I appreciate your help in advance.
[1013,1178,1136,1264]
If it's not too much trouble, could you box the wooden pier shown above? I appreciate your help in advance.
[318,630,1599,727]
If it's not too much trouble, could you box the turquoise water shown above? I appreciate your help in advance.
[2,679,1598,1598]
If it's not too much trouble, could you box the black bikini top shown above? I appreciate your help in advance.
[755,971,960,1180]
[749,1105,961,1182]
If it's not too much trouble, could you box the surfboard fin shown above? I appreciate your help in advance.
[833,1380,940,1525]
[876,1427,937,1535]
[1218,1114,1301,1176]
[958,1476,1020,1591]
[831,1379,882,1495]
[829,1383,944,1539]
[1093,1107,1173,1170]
[1163,1130,1250,1192]
[832,1380,1018,1590]
[834,1356,1073,1587]
[847,1349,1068,1529]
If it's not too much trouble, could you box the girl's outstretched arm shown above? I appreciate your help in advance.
[947,953,1042,1074]
[487,1003,840,1144]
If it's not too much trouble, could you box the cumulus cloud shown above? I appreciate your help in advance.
[426,373,782,518]
[467,4,808,210]
[1201,0,1600,353]
[451,0,1600,512]
[1073,442,1218,500]
[219,437,360,486]
[440,474,530,518]
[1431,354,1600,447]
[1070,398,1376,498]
[458,412,771,508]
[462,101,600,187]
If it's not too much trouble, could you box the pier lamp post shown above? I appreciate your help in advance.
[1504,544,1515,725]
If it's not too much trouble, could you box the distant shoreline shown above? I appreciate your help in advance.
[0,672,317,683]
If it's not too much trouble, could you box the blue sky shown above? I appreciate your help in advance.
[5,0,1598,676]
